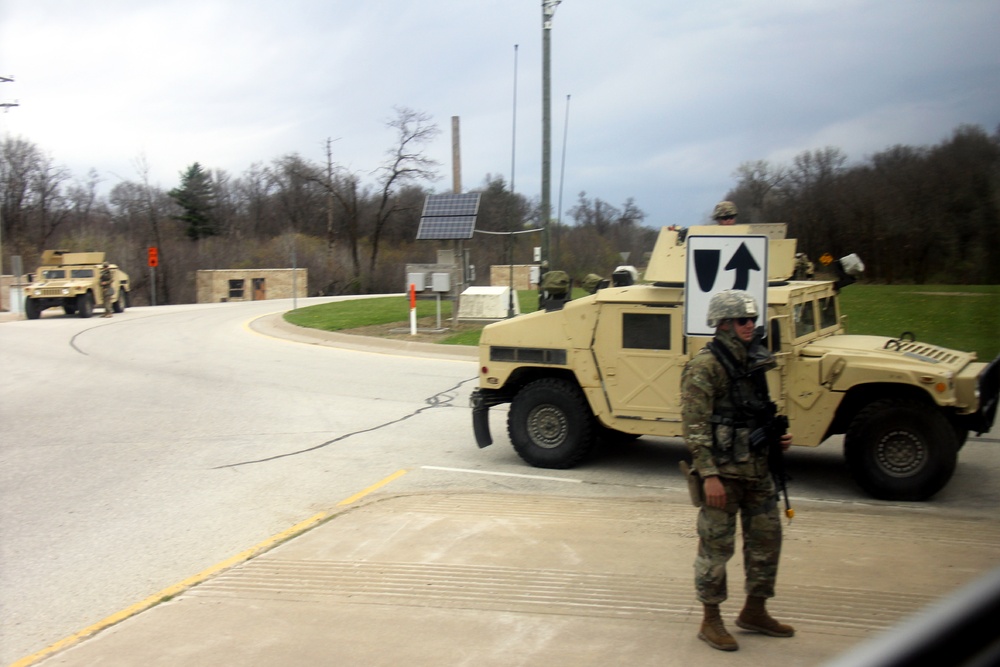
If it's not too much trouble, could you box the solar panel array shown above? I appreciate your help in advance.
[416,193,481,240]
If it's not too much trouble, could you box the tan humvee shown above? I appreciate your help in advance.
[24,250,131,319]
[471,225,999,501]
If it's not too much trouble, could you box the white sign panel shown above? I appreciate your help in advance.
[684,234,769,337]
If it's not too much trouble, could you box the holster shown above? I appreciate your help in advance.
[679,460,703,507]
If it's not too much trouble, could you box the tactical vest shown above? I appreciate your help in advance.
[705,338,773,465]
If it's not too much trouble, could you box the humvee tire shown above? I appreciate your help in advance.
[508,378,596,469]
[844,398,958,501]
[76,292,94,318]
[25,297,41,320]
[113,289,127,313]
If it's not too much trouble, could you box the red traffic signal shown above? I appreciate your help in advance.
[148,247,159,267]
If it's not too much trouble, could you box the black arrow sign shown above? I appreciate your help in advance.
[693,249,721,292]
[724,242,760,290]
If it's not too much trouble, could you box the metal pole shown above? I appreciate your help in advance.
[0,75,19,284]
[540,2,559,266]
[451,116,461,194]
[556,93,571,263]
[509,43,520,319]
[511,44,518,195]
[291,233,298,310]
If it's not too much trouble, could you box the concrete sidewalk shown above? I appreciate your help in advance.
[21,490,1000,666]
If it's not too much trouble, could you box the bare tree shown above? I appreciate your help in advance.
[368,106,440,285]
[730,160,786,222]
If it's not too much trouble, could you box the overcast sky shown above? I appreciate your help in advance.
[2,0,998,227]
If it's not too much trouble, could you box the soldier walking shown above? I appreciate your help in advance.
[681,289,795,651]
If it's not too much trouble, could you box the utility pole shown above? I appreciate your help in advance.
[1,75,19,283]
[541,1,561,267]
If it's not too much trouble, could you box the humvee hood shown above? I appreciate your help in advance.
[801,334,978,372]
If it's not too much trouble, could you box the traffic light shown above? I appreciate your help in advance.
[148,247,159,268]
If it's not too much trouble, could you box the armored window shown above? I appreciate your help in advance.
[622,313,671,350]
[228,279,245,299]
[794,302,816,338]
[71,269,94,278]
[819,297,838,329]
[43,270,66,279]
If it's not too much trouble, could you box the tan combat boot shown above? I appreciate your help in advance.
[699,603,738,651]
[736,596,795,637]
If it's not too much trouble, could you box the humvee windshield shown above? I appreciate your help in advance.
[793,295,841,342]
[71,269,95,278]
[42,270,66,279]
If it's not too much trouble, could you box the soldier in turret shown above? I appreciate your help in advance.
[681,289,795,651]
[712,200,739,225]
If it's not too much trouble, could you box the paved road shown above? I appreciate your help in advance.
[1,298,475,663]
[1,299,998,665]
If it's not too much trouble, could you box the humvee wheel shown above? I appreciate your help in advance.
[113,290,127,313]
[508,378,596,469]
[76,293,94,318]
[952,423,969,450]
[25,298,41,320]
[844,398,958,501]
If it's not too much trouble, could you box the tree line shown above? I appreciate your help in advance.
[726,124,1000,284]
[2,117,997,309]
[1,106,651,306]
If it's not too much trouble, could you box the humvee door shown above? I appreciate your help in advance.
[592,304,685,424]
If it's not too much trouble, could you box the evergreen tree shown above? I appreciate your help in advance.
[169,162,217,241]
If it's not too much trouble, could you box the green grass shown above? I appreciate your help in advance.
[286,285,1000,360]
[284,296,455,331]
[838,285,999,360]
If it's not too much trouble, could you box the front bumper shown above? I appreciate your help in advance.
[970,354,1000,434]
[470,388,512,449]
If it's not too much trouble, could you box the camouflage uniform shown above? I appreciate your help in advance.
[793,253,815,280]
[100,264,114,317]
[682,326,782,605]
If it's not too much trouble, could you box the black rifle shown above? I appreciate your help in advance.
[751,406,793,522]
[767,413,793,522]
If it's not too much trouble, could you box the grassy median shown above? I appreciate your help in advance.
[285,285,1000,360]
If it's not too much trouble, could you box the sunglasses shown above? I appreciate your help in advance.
[717,215,736,221]
[734,316,757,325]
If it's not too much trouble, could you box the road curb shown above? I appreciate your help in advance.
[249,312,479,360]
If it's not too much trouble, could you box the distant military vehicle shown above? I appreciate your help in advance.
[24,250,130,319]
[471,225,999,501]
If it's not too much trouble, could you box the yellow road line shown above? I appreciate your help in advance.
[11,469,409,667]
[337,468,409,506]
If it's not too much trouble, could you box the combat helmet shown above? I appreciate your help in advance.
[706,289,759,328]
[712,201,738,220]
